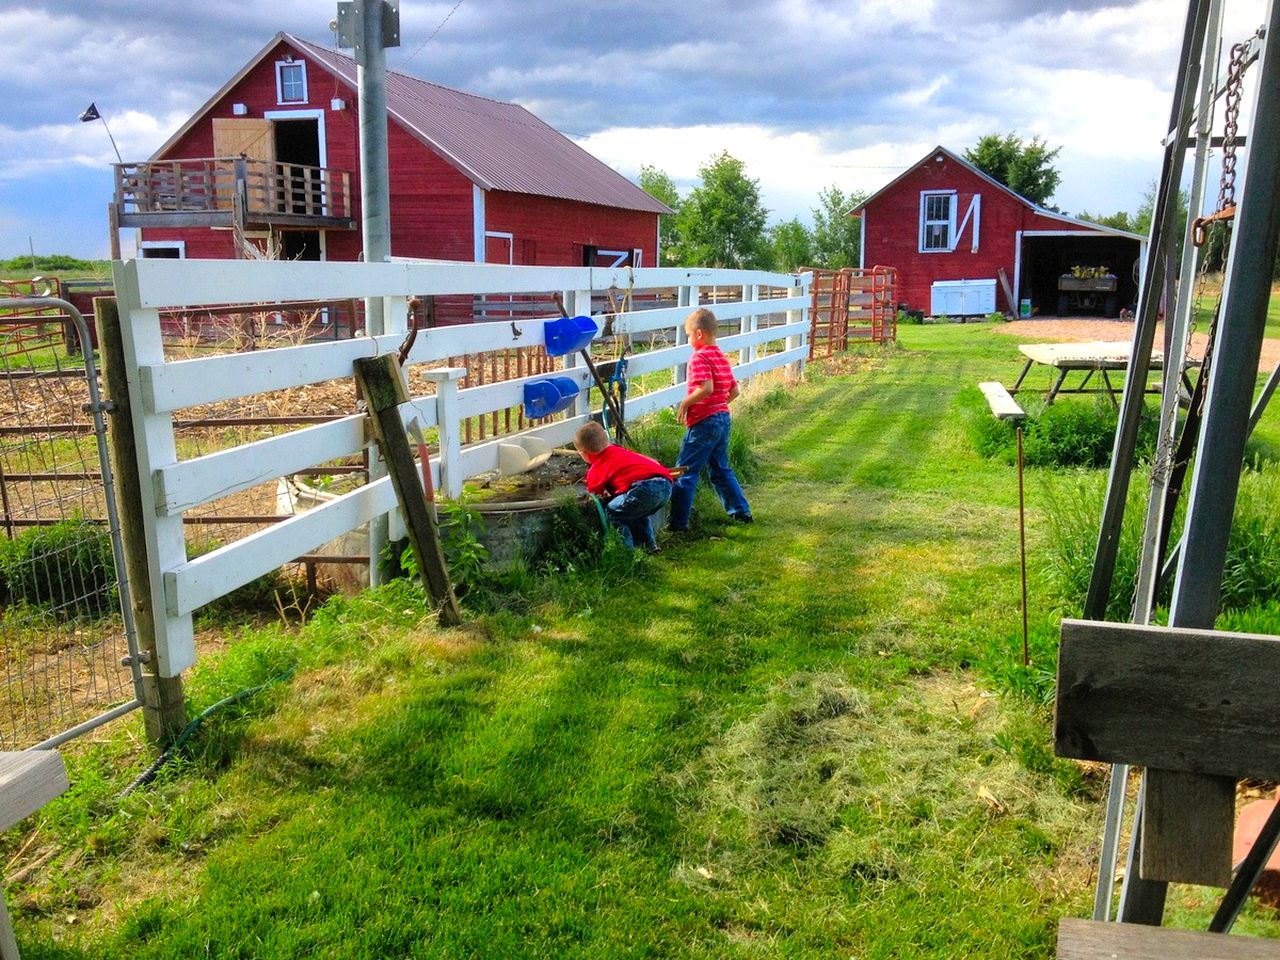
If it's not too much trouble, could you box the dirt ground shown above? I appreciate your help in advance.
[994,317,1280,369]
[468,449,587,504]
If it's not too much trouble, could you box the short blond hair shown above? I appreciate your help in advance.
[573,420,610,453]
[687,307,717,335]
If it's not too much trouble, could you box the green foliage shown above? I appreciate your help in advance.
[1040,466,1280,622]
[0,254,107,277]
[397,501,490,597]
[1075,210,1136,232]
[960,390,1156,469]
[0,516,116,617]
[768,217,815,272]
[672,152,770,268]
[1133,179,1189,261]
[964,133,1062,206]
[637,166,683,267]
[810,185,868,269]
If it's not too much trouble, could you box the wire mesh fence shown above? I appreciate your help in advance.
[0,307,135,748]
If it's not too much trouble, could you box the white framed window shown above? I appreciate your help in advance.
[138,241,185,259]
[276,60,308,105]
[920,191,956,253]
[632,248,643,267]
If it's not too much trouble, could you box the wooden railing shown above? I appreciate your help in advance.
[114,158,353,223]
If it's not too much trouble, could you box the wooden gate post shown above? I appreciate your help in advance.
[354,355,462,626]
[94,297,187,747]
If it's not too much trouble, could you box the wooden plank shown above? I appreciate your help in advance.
[1055,619,1280,780]
[154,399,438,516]
[1057,917,1280,959]
[1142,767,1235,886]
[0,751,68,831]
[979,381,1027,419]
[126,259,806,312]
[166,476,398,616]
[354,356,461,627]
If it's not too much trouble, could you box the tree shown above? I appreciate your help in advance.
[964,133,1062,206]
[638,166,682,267]
[1076,210,1135,233]
[672,152,770,269]
[768,218,814,272]
[810,185,868,269]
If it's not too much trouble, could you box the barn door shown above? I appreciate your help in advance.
[212,118,274,209]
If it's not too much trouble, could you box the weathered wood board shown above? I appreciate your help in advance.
[1057,917,1280,959]
[1054,619,1280,781]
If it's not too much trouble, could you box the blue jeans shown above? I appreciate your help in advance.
[668,411,751,530]
[605,477,672,550]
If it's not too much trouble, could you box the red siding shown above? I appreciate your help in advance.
[484,192,657,266]
[860,152,1096,314]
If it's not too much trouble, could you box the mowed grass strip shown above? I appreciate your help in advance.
[14,322,1279,958]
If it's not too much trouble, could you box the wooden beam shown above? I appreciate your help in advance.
[1054,618,1280,780]
[353,355,462,627]
[0,752,68,832]
[1142,768,1235,886]
[1057,917,1280,959]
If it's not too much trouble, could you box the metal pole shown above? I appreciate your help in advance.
[1083,0,1212,624]
[1170,0,1280,628]
[358,0,392,336]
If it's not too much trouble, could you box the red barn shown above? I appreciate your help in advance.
[850,146,1145,318]
[121,33,668,273]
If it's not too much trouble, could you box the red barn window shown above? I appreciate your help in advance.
[276,60,308,105]
[919,191,956,252]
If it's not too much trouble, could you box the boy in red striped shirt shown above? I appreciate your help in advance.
[668,307,753,531]
[574,421,673,552]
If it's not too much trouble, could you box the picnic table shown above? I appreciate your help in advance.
[1009,340,1197,407]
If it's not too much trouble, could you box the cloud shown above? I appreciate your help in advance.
[0,0,1268,256]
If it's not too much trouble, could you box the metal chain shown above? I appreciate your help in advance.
[1218,41,1248,213]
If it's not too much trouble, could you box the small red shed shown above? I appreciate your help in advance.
[131,33,669,272]
[850,146,1146,318]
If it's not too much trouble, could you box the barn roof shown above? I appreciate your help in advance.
[152,33,670,216]
[848,146,1144,241]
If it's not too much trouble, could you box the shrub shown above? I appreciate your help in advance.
[0,516,116,618]
[1041,465,1280,621]
[961,389,1157,469]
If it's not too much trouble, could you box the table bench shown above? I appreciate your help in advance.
[979,381,1026,419]
[0,752,69,960]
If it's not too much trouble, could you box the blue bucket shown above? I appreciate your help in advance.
[543,315,598,357]
[523,376,580,419]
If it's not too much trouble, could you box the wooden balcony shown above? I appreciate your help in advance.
[113,158,356,231]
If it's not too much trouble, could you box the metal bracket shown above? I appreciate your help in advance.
[120,651,153,667]
[335,0,400,53]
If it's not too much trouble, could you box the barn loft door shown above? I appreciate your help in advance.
[213,118,275,160]
[212,118,274,209]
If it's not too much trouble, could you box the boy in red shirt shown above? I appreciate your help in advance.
[669,307,753,531]
[573,421,673,552]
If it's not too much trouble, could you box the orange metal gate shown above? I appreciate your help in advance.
[806,266,897,358]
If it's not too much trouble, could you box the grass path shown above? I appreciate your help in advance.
[13,323,1278,957]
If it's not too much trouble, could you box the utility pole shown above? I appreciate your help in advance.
[336,0,399,584]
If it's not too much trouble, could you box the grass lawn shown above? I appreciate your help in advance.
[9,321,1280,958]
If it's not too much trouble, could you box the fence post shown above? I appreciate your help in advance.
[568,288,592,418]
[675,284,697,386]
[747,284,760,365]
[427,368,466,499]
[787,282,806,381]
[94,297,186,747]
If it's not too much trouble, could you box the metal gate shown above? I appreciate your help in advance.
[0,294,142,748]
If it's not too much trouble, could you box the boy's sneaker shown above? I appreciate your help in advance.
[731,513,754,524]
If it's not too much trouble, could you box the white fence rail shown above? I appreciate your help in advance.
[113,258,811,677]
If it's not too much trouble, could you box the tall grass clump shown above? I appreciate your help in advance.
[959,389,1157,468]
[1042,465,1280,621]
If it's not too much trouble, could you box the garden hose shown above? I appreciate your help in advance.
[119,665,297,798]
[588,494,610,536]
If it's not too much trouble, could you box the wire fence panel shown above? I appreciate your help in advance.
[0,311,136,748]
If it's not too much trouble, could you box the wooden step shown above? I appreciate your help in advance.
[979,381,1026,419]
[1058,918,1280,959]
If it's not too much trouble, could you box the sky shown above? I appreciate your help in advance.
[0,0,1268,260]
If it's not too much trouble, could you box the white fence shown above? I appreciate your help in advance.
[113,258,811,677]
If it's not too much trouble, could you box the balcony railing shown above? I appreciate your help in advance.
[113,158,355,230]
